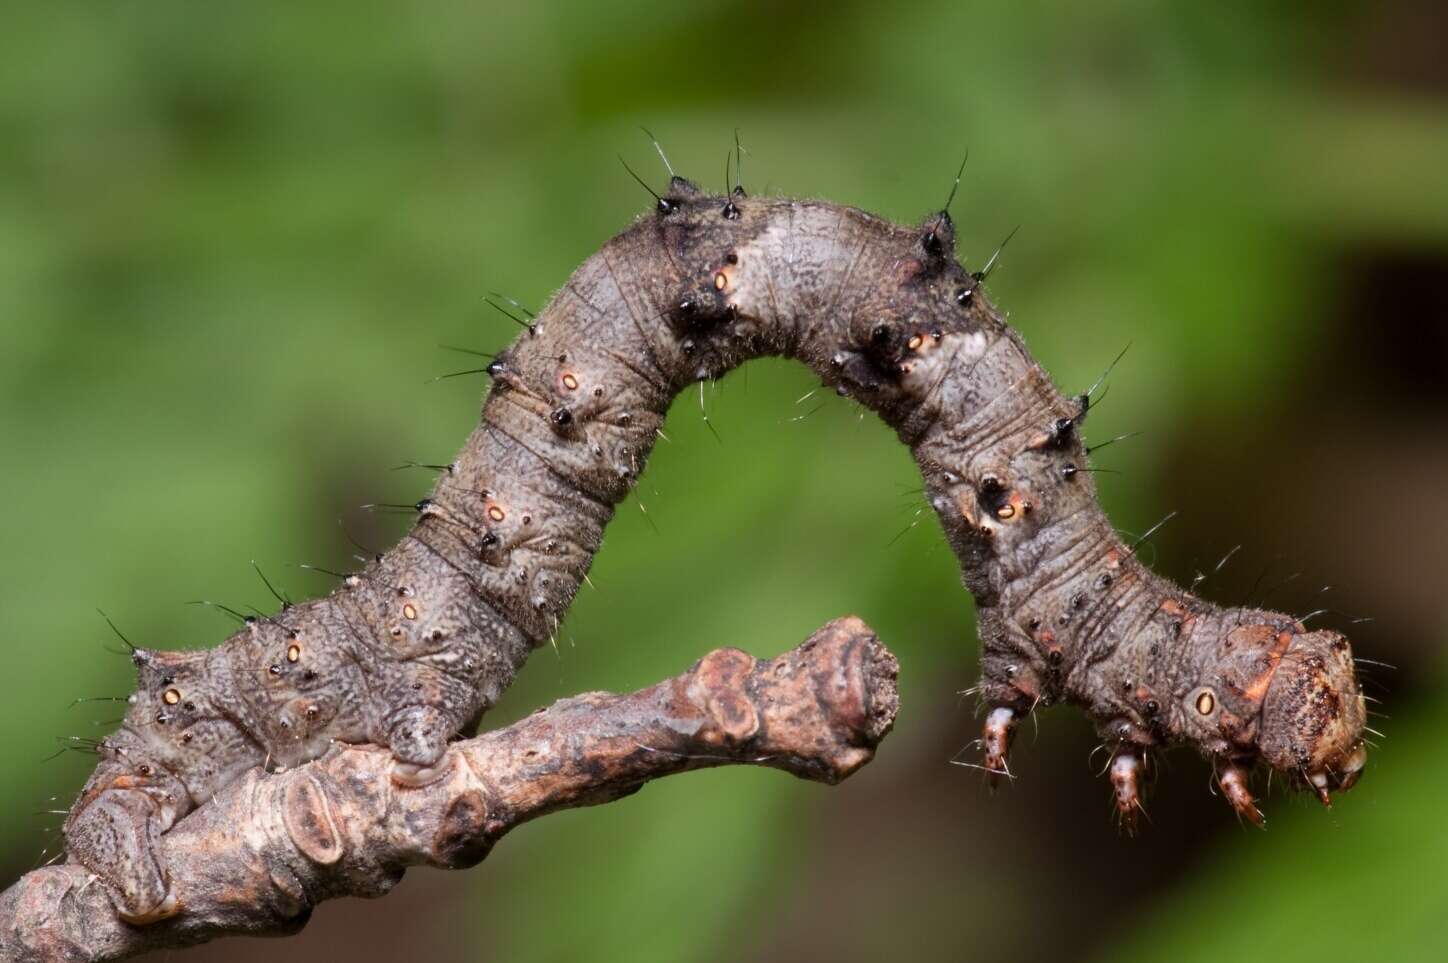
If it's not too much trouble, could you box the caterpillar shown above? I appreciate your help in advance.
[58,164,1367,926]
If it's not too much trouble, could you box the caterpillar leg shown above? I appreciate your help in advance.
[379,662,486,786]
[385,704,457,786]
[1217,761,1265,826]
[1108,750,1145,833]
[981,706,1017,788]
[64,787,180,924]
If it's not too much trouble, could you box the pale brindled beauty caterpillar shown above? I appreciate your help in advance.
[60,170,1367,925]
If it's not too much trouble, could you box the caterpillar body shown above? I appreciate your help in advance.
[60,173,1367,924]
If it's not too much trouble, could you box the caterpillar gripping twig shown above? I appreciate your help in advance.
[8,619,900,961]
[59,171,1365,923]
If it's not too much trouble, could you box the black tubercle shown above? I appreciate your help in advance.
[920,210,955,259]
[1030,416,1076,452]
[668,283,731,338]
[859,321,907,384]
[976,475,1009,516]
[619,156,686,217]
[655,176,703,217]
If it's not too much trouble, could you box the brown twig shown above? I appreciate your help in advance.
[0,617,898,963]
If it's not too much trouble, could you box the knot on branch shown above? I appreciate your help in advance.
[431,790,490,869]
[282,776,344,866]
[691,648,760,745]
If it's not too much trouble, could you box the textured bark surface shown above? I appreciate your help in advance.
[1,618,897,963]
[40,178,1367,925]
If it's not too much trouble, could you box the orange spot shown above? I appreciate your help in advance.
[995,491,1028,521]
[286,643,301,663]
[402,603,418,621]
[1238,629,1296,704]
[487,505,506,523]
[561,372,579,391]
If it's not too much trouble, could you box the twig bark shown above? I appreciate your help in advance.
[1,617,897,963]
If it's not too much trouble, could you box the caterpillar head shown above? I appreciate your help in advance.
[1256,627,1368,800]
[1185,621,1367,803]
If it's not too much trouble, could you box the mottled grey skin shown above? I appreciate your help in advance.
[64,178,1366,921]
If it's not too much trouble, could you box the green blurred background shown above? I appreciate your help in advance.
[3,1,1446,960]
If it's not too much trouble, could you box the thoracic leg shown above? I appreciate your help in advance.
[1108,750,1145,833]
[981,706,1017,787]
[1218,760,1265,826]
[380,664,488,786]
[384,702,459,786]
